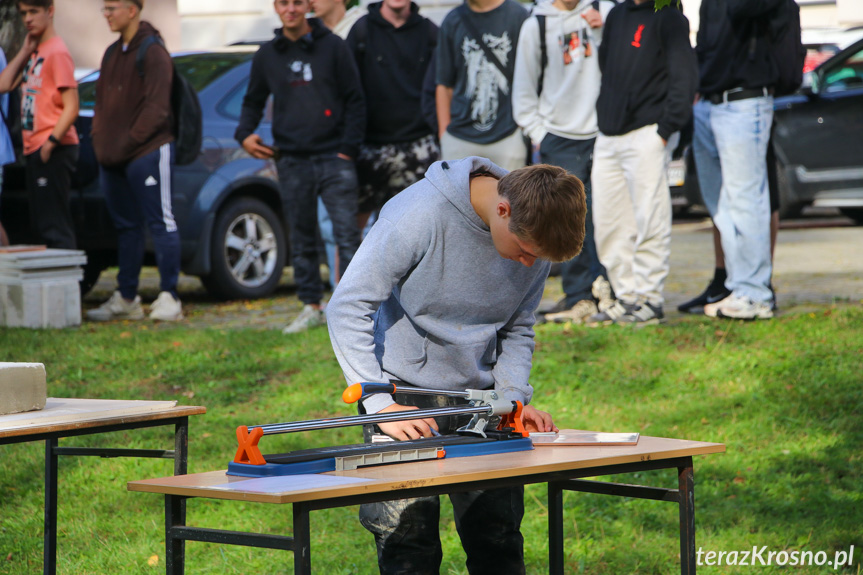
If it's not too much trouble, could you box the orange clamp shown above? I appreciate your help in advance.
[497,401,528,437]
[233,425,266,465]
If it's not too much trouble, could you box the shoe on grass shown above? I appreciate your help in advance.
[149,291,184,321]
[283,304,326,334]
[86,291,145,322]
[617,302,665,326]
[546,299,598,324]
[704,292,773,320]
[678,278,731,314]
[591,276,615,312]
[586,300,632,327]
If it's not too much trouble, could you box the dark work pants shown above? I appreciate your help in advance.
[276,154,361,305]
[25,145,79,249]
[540,134,607,305]
[101,143,180,300]
[360,388,526,575]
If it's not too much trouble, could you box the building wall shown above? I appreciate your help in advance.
[56,0,181,72]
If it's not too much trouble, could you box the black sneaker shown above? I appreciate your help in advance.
[677,281,731,314]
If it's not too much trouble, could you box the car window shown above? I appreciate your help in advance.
[218,78,273,123]
[76,52,254,111]
[821,46,863,93]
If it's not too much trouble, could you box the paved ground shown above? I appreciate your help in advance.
[84,214,863,330]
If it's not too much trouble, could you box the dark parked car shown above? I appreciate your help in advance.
[1,47,291,299]
[773,37,863,222]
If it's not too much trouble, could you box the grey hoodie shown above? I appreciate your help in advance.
[327,157,551,414]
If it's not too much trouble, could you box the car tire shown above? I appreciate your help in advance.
[776,159,803,220]
[200,197,286,300]
[80,250,115,297]
[839,208,863,225]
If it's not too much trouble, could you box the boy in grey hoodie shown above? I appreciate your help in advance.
[513,0,616,325]
[327,157,586,573]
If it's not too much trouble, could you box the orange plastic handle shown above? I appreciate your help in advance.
[342,382,397,404]
[497,401,528,438]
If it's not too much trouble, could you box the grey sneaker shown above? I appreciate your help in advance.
[591,276,615,312]
[545,299,598,324]
[586,300,633,327]
[149,291,184,321]
[86,291,145,322]
[617,302,665,326]
[282,304,326,334]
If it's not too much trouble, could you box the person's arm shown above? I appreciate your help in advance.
[0,35,37,94]
[326,216,437,438]
[124,44,173,158]
[335,39,365,161]
[727,0,784,19]
[235,49,273,158]
[434,18,456,140]
[435,85,453,140]
[512,17,546,146]
[39,87,78,162]
[657,12,699,142]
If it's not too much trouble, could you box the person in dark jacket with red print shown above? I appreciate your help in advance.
[235,0,365,334]
[88,0,183,322]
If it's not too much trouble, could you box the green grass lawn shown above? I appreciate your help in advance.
[1,306,861,574]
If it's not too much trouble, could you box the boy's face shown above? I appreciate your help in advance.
[382,0,411,12]
[18,3,53,37]
[309,0,339,20]
[489,201,540,268]
[102,1,136,33]
[275,0,311,33]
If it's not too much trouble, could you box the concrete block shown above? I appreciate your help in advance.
[0,363,47,416]
[0,279,82,329]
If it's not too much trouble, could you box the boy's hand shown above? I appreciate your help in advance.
[376,403,440,441]
[241,134,275,160]
[522,405,559,433]
[581,8,603,29]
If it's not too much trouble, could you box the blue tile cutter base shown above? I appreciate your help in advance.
[228,435,534,477]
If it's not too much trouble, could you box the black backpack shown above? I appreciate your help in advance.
[0,87,23,159]
[760,0,805,96]
[102,36,202,165]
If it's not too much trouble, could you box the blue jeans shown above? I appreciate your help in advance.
[276,154,361,305]
[693,97,773,303]
[540,134,606,305]
[317,197,338,290]
[101,143,180,299]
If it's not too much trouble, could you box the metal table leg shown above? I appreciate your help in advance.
[293,502,312,575]
[43,438,58,575]
[166,494,187,575]
[678,459,695,575]
[548,482,564,575]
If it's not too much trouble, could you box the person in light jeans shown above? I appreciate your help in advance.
[692,95,774,314]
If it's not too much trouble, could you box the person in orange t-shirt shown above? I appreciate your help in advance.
[0,0,79,249]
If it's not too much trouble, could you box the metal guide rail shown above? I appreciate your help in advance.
[228,382,533,477]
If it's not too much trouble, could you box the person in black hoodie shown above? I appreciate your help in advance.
[235,0,365,334]
[346,0,439,230]
[692,0,782,321]
[587,0,697,327]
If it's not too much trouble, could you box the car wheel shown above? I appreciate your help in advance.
[776,159,803,220]
[839,208,863,225]
[201,197,286,300]
[80,250,115,297]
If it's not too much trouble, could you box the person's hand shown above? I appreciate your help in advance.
[337,153,352,161]
[40,140,55,163]
[582,8,603,29]
[23,34,39,55]
[521,405,558,433]
[376,403,439,441]
[242,134,275,160]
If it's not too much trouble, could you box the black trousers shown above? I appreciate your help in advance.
[25,145,79,249]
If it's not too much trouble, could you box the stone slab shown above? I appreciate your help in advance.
[0,363,47,416]
[0,279,82,328]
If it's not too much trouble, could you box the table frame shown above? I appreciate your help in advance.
[159,455,696,575]
[1,408,204,575]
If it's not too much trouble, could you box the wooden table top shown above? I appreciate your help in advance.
[0,398,206,440]
[128,435,725,504]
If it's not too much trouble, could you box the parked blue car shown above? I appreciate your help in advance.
[1,47,291,299]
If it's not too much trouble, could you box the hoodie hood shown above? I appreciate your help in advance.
[127,21,161,51]
[424,157,509,232]
[531,0,596,17]
[272,17,332,51]
[366,1,425,30]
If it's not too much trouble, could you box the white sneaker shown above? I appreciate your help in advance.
[545,299,598,324]
[149,291,184,321]
[282,304,326,334]
[592,276,615,312]
[86,291,145,322]
[705,292,773,320]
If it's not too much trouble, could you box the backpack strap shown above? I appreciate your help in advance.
[536,14,547,96]
[135,36,167,78]
[353,17,369,58]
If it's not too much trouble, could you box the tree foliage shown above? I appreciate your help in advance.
[655,0,681,10]
[0,2,26,58]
